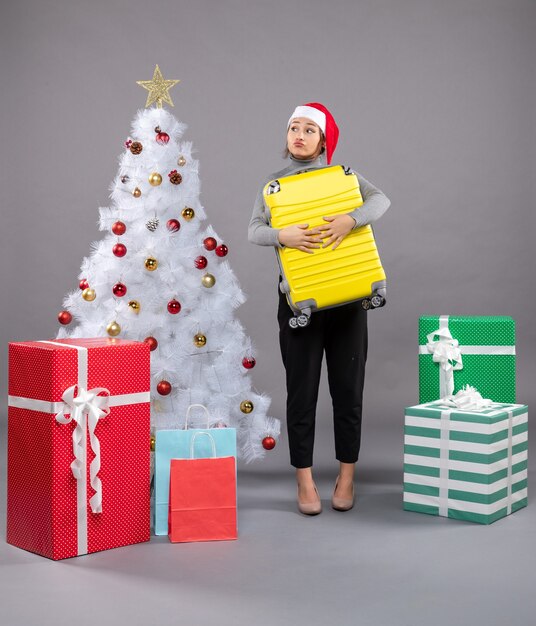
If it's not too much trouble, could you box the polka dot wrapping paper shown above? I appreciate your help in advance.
[7,338,151,560]
[418,316,516,405]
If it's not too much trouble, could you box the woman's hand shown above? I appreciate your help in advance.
[278,224,323,253]
[317,214,356,250]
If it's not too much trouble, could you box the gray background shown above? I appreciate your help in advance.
[1,1,535,625]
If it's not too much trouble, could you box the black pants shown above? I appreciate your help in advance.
[278,287,368,468]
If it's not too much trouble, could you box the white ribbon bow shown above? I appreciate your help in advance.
[426,327,463,396]
[55,385,111,514]
[442,385,492,411]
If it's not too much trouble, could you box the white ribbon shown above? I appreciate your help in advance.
[426,317,463,397]
[506,410,513,515]
[442,385,492,411]
[438,385,490,516]
[439,410,451,517]
[55,385,111,515]
[419,345,515,356]
[8,391,149,414]
[436,387,514,518]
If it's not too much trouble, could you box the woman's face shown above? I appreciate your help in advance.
[287,117,325,160]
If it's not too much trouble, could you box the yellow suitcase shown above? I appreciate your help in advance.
[264,165,387,328]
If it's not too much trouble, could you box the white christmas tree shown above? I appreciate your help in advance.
[57,66,280,461]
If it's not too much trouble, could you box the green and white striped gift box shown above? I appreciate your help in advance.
[404,401,528,524]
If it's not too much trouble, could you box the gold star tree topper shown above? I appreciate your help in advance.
[136,65,180,108]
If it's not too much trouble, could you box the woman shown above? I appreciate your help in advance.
[248,103,390,515]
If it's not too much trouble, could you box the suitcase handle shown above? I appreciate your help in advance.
[266,180,280,195]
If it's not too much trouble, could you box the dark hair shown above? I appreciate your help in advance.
[283,129,326,159]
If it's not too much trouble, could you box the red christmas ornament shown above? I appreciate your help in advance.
[215,244,228,258]
[58,310,72,325]
[242,357,256,369]
[112,282,127,297]
[144,336,158,351]
[156,131,170,145]
[112,221,126,236]
[79,278,89,290]
[157,380,172,396]
[203,237,217,251]
[194,255,208,270]
[167,299,181,314]
[113,243,127,257]
[262,436,276,451]
[166,219,181,232]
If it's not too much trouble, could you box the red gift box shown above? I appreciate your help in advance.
[7,338,151,560]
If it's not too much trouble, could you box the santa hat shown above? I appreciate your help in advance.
[287,102,339,164]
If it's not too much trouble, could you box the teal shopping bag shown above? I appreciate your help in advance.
[154,405,237,536]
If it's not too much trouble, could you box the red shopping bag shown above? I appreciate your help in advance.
[168,432,237,542]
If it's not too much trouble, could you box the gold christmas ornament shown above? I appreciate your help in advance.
[106,321,121,337]
[128,300,141,313]
[201,273,216,288]
[82,288,96,302]
[194,333,207,347]
[136,64,180,109]
[182,207,195,221]
[133,187,142,198]
[177,155,187,167]
[149,172,162,186]
[150,435,156,452]
[240,400,254,414]
[144,257,158,271]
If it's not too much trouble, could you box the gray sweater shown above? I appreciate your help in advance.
[248,154,391,247]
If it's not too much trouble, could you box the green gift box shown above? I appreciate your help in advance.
[418,316,516,403]
[404,400,528,524]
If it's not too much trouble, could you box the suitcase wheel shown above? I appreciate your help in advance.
[361,298,371,310]
[297,314,310,328]
[289,317,299,329]
[371,295,385,308]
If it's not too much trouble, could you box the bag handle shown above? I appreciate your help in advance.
[185,404,211,430]
[189,431,217,459]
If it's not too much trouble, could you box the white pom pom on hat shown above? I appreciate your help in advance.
[287,102,339,164]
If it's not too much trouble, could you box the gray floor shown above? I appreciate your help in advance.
[1,419,535,626]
